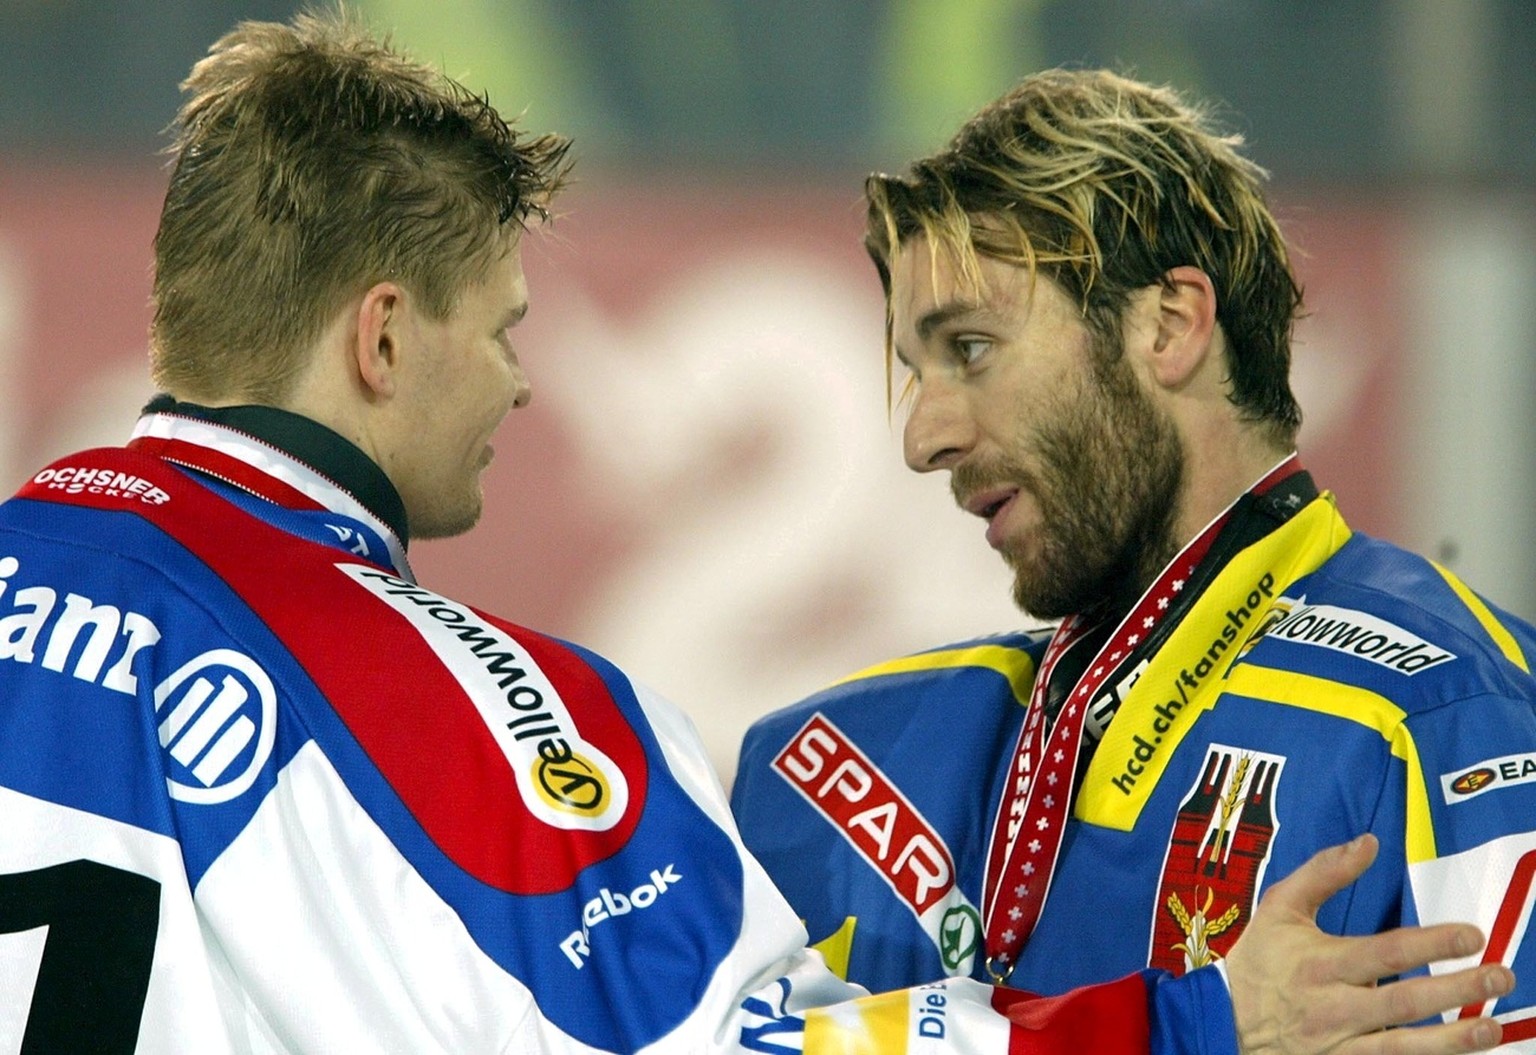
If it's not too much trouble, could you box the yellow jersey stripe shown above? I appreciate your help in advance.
[829,644,1036,709]
[1431,561,1530,673]
[809,916,857,981]
[1223,664,1437,863]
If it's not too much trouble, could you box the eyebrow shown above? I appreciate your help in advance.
[893,301,987,371]
[916,302,983,341]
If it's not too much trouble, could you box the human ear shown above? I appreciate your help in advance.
[355,282,405,399]
[1148,265,1218,388]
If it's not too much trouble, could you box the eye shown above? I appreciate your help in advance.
[953,336,992,367]
[496,303,528,353]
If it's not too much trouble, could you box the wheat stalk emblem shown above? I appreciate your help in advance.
[1167,886,1242,969]
[1206,755,1252,867]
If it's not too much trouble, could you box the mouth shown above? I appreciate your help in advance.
[959,486,1021,550]
[961,486,1018,521]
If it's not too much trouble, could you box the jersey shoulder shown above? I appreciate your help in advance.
[744,628,1048,743]
[1241,532,1536,711]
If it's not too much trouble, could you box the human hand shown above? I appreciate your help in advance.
[1225,833,1514,1055]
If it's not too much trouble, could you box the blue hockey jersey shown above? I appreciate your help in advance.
[733,489,1536,1051]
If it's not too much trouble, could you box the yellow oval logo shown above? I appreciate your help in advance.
[1451,768,1496,795]
[534,751,610,817]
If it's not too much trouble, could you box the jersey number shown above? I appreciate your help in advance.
[1458,848,1536,1041]
[0,860,161,1053]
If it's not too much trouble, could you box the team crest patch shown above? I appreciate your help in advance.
[1149,744,1285,973]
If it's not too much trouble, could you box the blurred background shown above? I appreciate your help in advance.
[1,0,1532,781]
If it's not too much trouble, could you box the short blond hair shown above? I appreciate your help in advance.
[866,68,1302,442]
[150,8,571,402]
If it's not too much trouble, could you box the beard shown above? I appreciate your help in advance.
[954,351,1184,621]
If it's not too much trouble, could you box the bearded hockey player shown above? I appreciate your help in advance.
[734,68,1536,1053]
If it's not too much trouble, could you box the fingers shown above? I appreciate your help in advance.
[1260,834,1381,922]
[1349,962,1514,1032]
[1332,923,1489,987]
[1341,1015,1503,1055]
[1229,832,1516,1055]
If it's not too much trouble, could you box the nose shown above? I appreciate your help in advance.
[903,381,973,473]
[510,361,532,409]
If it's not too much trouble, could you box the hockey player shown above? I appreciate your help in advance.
[0,17,1509,1055]
[732,69,1536,1051]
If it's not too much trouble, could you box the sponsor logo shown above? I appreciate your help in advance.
[773,713,953,915]
[0,555,275,804]
[32,466,170,505]
[154,648,278,804]
[917,983,951,1040]
[1259,595,1455,674]
[558,865,682,968]
[938,905,981,973]
[1453,769,1497,795]
[772,711,979,976]
[1112,572,1277,796]
[739,978,805,1053]
[1149,744,1284,973]
[338,566,628,831]
[1442,754,1536,803]
[535,749,610,815]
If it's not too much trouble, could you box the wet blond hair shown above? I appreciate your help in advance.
[150,8,571,403]
[866,68,1302,443]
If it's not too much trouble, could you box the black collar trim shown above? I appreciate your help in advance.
[141,394,410,548]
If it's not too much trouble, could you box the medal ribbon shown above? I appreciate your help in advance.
[980,455,1300,981]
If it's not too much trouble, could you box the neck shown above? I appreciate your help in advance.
[1097,437,1292,623]
[1172,414,1292,553]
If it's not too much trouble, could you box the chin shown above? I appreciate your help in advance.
[1000,545,1046,615]
[1008,555,1086,622]
[1007,566,1052,621]
[409,493,484,541]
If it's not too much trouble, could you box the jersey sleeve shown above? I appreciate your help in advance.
[731,632,1045,991]
[1401,677,1536,1044]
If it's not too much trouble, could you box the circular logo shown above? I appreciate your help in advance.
[154,648,277,805]
[534,751,611,817]
[1450,767,1497,795]
[939,904,982,972]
